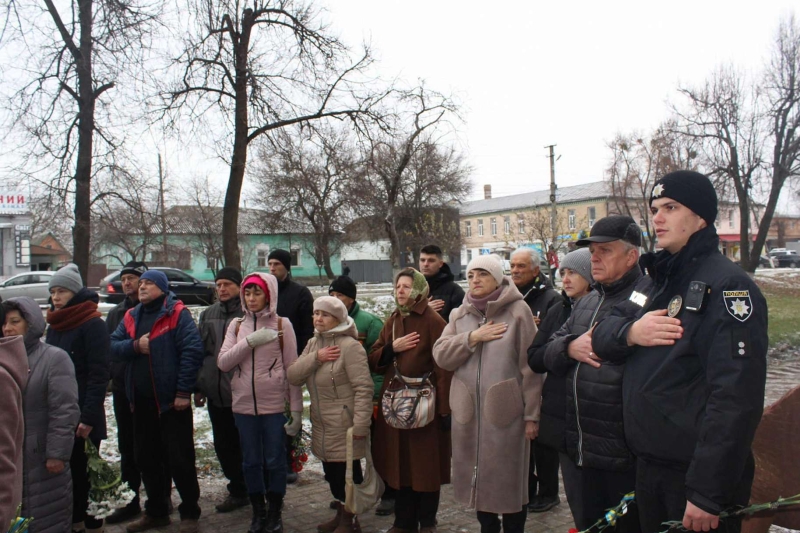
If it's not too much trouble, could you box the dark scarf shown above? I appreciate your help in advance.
[47,300,101,331]
[467,286,503,313]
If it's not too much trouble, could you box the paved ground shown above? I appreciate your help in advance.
[104,467,575,533]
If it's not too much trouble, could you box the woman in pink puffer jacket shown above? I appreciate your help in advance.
[218,272,303,533]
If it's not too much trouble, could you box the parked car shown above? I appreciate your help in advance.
[758,255,775,268]
[768,248,795,257]
[772,253,800,268]
[0,271,56,307]
[98,267,216,305]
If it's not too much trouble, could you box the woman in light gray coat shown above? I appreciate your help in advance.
[3,297,80,533]
[433,256,541,533]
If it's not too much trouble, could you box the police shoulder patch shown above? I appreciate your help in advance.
[723,290,752,322]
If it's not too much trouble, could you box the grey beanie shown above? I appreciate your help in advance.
[559,248,593,284]
[48,263,84,294]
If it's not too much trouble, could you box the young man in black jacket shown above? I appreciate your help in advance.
[542,216,644,532]
[268,249,313,484]
[419,244,464,322]
[592,171,767,533]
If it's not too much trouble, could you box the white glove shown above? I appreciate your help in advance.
[284,411,302,437]
[246,328,278,348]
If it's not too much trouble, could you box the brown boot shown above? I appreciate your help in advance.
[317,501,342,532]
[179,519,199,533]
[333,509,358,533]
[125,515,171,533]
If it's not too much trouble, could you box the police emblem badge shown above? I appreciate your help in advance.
[667,295,682,318]
[723,290,752,322]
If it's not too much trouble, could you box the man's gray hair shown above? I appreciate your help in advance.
[511,247,541,268]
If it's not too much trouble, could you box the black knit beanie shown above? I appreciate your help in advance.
[268,249,292,271]
[215,267,243,287]
[650,170,718,226]
[328,276,357,300]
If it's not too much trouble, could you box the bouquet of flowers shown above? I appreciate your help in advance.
[285,404,310,473]
[84,440,135,520]
[6,505,31,533]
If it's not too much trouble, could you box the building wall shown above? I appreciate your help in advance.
[96,234,342,281]
[459,199,610,262]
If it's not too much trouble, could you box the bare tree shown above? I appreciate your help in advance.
[1,0,157,280]
[251,126,358,278]
[515,208,580,256]
[157,0,390,269]
[358,85,463,270]
[606,122,700,251]
[178,177,225,273]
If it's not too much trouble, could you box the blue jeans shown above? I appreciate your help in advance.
[234,413,288,495]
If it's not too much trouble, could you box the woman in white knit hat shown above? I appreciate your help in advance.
[287,296,373,533]
[433,255,542,533]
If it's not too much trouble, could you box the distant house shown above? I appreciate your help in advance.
[94,205,344,280]
[30,233,72,271]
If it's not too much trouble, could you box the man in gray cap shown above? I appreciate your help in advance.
[592,171,767,533]
[542,215,644,533]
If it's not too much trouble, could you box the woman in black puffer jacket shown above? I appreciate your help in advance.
[45,264,110,533]
[527,249,593,511]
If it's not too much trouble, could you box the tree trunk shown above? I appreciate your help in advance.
[222,12,253,270]
[72,0,95,284]
[384,206,400,272]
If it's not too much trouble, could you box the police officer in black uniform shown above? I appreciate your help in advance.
[592,171,768,533]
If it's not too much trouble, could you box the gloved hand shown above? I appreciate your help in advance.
[246,328,278,348]
[285,411,302,437]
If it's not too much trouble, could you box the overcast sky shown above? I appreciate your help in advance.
[323,0,799,206]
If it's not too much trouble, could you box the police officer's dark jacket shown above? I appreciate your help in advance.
[544,264,642,472]
[592,226,767,515]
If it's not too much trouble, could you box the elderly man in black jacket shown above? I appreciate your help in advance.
[542,215,644,532]
[419,244,464,322]
[509,247,563,513]
[592,172,767,533]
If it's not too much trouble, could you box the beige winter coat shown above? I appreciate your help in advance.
[433,277,541,514]
[287,318,373,462]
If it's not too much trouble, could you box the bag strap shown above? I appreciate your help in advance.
[345,427,374,483]
[235,317,283,351]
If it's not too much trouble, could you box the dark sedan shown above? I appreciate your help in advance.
[772,253,800,268]
[99,267,216,305]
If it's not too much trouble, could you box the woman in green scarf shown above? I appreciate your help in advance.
[368,268,453,533]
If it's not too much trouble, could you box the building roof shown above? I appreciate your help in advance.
[460,181,610,216]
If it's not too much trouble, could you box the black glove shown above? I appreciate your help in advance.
[439,414,452,432]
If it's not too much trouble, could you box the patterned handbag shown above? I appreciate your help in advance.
[381,360,436,429]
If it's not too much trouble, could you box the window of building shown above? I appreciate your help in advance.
[467,249,473,262]
[568,209,576,230]
[465,220,472,237]
[729,209,735,228]
[151,248,191,270]
[490,217,497,235]
[504,216,510,234]
[518,216,525,234]
[257,249,268,267]
[290,250,300,266]
[478,219,484,236]
[588,206,596,227]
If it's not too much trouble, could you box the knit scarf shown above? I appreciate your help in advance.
[466,286,503,313]
[46,300,101,331]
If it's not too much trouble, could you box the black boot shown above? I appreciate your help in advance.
[265,492,284,533]
[248,493,267,533]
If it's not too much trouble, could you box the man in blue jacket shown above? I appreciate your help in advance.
[111,270,204,533]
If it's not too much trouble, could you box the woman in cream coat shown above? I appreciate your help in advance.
[433,256,541,533]
[287,296,373,533]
